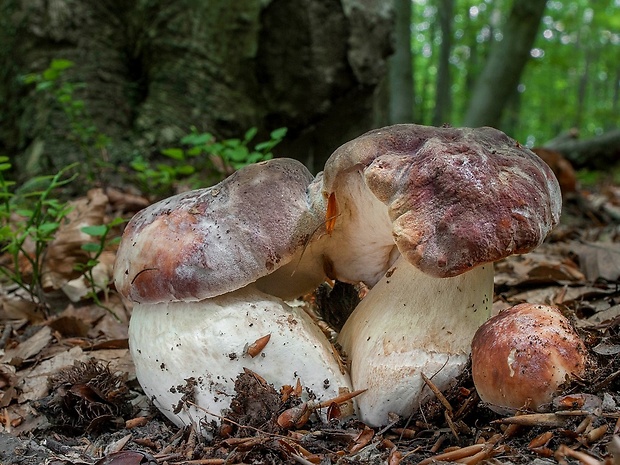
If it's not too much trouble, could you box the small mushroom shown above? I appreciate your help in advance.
[320,124,561,426]
[471,303,588,414]
[113,159,352,428]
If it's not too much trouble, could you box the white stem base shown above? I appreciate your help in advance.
[130,286,352,432]
[338,256,494,426]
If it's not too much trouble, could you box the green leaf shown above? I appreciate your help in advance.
[81,225,108,237]
[38,222,60,234]
[161,148,185,160]
[81,243,101,252]
[254,141,272,151]
[131,159,148,172]
[244,127,258,142]
[42,68,59,82]
[108,217,126,227]
[15,209,34,218]
[181,132,213,146]
[50,59,74,71]
[35,81,53,91]
[0,163,12,172]
[270,127,287,140]
[186,146,204,157]
[176,165,195,175]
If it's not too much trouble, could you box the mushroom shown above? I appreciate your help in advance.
[471,303,588,414]
[113,158,352,429]
[319,124,562,426]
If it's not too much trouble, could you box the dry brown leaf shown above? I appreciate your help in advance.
[42,188,109,291]
[570,241,620,282]
[0,294,44,323]
[495,251,584,287]
[104,187,150,214]
[0,326,52,365]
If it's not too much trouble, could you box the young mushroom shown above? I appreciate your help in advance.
[471,303,588,414]
[319,124,562,426]
[113,158,352,430]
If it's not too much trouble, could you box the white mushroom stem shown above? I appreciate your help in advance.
[129,285,352,430]
[337,255,494,427]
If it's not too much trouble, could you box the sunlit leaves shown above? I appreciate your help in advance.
[411,0,618,143]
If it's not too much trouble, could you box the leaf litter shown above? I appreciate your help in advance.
[2,184,620,464]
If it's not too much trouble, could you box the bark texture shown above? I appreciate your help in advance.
[463,0,547,129]
[0,0,393,177]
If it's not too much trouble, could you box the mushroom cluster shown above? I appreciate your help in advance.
[114,124,562,429]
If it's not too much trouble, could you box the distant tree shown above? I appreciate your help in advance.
[432,0,454,126]
[388,0,414,124]
[464,0,547,128]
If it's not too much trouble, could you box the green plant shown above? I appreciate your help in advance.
[0,157,77,306]
[130,126,288,198]
[21,59,111,182]
[75,218,125,313]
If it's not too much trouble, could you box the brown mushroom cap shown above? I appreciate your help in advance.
[323,124,562,278]
[471,303,588,413]
[114,158,326,304]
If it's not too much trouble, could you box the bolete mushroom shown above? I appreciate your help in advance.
[319,124,561,426]
[114,159,352,429]
[471,303,588,414]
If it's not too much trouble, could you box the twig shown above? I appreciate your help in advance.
[492,412,569,427]
[421,372,453,416]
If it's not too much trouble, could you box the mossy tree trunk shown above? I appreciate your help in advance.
[0,0,393,180]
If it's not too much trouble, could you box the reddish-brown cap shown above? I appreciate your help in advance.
[323,124,562,278]
[114,158,325,304]
[471,303,587,413]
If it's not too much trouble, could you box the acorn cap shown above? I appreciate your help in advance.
[114,158,326,304]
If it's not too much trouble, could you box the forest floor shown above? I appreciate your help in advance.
[2,179,620,465]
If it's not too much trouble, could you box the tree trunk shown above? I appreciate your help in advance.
[463,0,547,129]
[0,0,394,178]
[432,0,453,126]
[387,0,414,124]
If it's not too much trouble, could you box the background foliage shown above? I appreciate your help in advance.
[411,0,620,146]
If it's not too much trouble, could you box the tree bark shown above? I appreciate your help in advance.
[432,0,453,126]
[463,0,547,129]
[1,0,394,178]
[387,0,413,124]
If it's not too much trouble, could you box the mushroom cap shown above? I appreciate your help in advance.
[114,158,326,304]
[323,124,562,278]
[471,303,588,414]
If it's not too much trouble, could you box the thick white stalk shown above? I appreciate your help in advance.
[130,286,352,431]
[338,255,494,426]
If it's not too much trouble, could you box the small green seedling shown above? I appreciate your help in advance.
[0,157,78,308]
[131,126,288,199]
[75,217,126,316]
